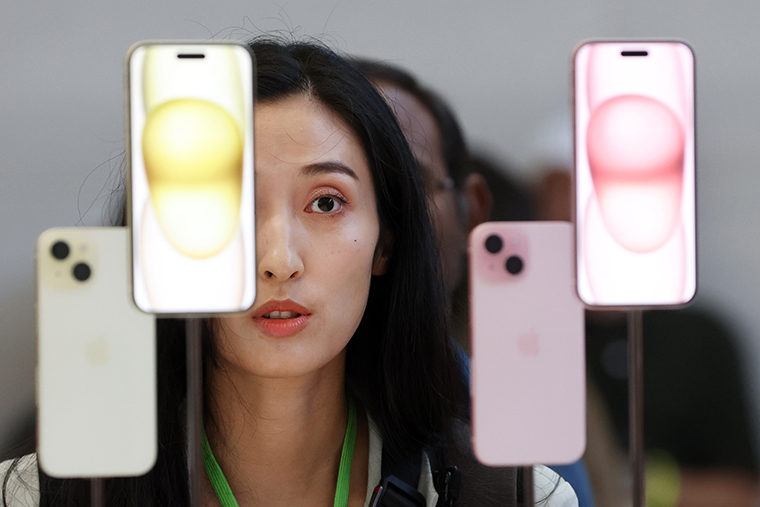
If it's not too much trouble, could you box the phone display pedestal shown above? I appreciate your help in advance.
[187,318,203,507]
[628,310,645,507]
[521,466,534,506]
[90,478,103,507]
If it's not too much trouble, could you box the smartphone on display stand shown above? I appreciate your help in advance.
[469,222,586,466]
[573,40,696,308]
[37,227,156,477]
[127,41,256,315]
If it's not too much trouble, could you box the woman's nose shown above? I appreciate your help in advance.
[256,213,304,281]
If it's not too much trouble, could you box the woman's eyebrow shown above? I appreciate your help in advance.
[300,161,359,181]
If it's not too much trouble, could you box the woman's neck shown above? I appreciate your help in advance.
[203,350,368,506]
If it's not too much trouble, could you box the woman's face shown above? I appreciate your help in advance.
[215,94,386,378]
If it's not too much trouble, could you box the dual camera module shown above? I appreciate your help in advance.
[51,241,91,282]
[485,235,524,275]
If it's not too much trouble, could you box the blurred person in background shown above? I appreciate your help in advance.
[358,58,592,507]
[537,168,760,507]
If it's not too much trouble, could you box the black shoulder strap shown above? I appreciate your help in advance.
[374,444,461,507]
[371,447,426,507]
[381,447,422,491]
[429,442,461,507]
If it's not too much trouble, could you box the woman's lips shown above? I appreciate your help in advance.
[253,314,311,338]
[251,300,311,338]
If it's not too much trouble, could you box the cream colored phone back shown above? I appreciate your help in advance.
[37,227,156,477]
[470,222,585,465]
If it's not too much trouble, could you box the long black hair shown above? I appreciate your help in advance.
[4,38,462,506]
[251,37,461,464]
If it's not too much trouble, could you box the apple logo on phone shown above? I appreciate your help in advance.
[517,330,541,356]
[86,336,109,366]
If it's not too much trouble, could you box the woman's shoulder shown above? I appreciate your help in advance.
[442,419,578,507]
[534,465,578,507]
[0,453,40,507]
[441,453,577,507]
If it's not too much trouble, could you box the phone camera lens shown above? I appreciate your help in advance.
[485,235,503,254]
[73,263,91,282]
[505,255,523,275]
[51,241,70,260]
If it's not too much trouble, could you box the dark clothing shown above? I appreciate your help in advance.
[586,308,758,472]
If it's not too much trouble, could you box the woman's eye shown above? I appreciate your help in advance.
[310,196,341,213]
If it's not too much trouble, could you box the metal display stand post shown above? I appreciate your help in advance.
[187,318,204,507]
[628,309,645,507]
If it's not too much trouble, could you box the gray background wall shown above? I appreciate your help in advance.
[3,0,760,459]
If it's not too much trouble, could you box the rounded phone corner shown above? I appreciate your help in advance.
[36,227,67,254]
[571,39,596,61]
[132,293,154,316]
[470,430,521,467]
[552,435,588,467]
[125,40,146,63]
[36,228,53,250]
[671,38,696,58]
[238,294,257,315]
[471,435,499,467]
[575,285,599,310]
[234,40,257,66]
[678,282,698,308]
[130,446,158,478]
[37,451,67,479]
[573,435,588,464]
[468,222,490,248]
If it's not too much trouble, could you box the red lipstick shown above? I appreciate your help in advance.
[251,299,311,338]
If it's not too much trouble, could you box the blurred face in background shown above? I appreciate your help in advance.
[376,81,468,296]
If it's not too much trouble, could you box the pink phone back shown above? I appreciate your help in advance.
[470,222,585,465]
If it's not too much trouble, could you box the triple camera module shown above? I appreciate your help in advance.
[485,234,524,275]
[51,241,91,282]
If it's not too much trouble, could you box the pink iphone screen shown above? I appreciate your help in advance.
[574,41,696,306]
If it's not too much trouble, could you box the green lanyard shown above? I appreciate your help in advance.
[201,397,358,507]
